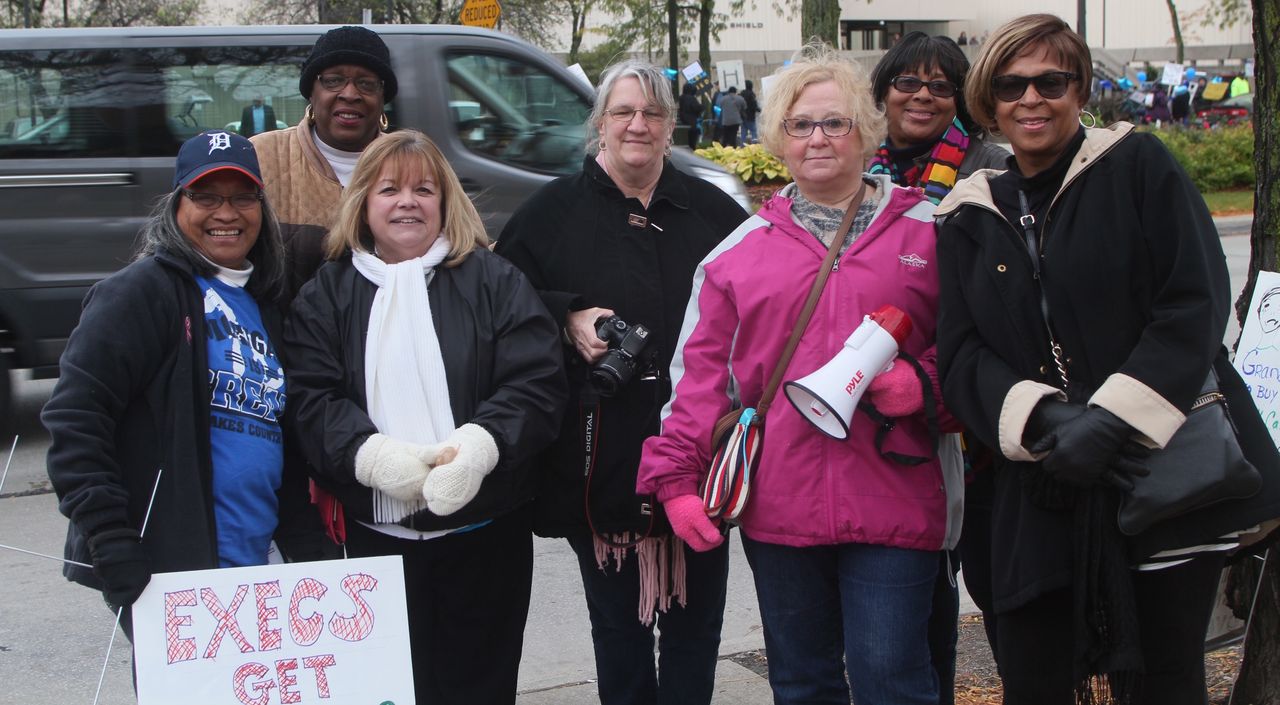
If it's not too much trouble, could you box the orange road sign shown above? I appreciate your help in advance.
[460,0,501,28]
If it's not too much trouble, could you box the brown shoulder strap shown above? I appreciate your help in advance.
[757,181,867,417]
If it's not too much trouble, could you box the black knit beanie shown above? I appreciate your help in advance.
[299,26,398,102]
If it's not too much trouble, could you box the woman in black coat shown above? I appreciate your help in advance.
[496,59,747,705]
[283,129,565,705]
[934,14,1280,705]
[44,130,322,640]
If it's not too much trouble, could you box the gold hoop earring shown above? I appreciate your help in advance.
[379,113,390,131]
[304,103,315,126]
[1079,109,1098,129]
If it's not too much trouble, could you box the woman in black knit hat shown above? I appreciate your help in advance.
[251,25,400,303]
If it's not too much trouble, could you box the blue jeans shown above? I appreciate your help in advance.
[742,535,939,705]
[740,120,758,144]
[567,531,731,705]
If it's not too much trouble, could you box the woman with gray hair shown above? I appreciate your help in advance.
[497,59,747,705]
[43,130,322,647]
[637,44,960,705]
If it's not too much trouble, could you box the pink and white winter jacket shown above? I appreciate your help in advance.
[637,175,961,550]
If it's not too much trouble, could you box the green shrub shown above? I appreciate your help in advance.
[1149,126,1254,192]
[694,143,791,184]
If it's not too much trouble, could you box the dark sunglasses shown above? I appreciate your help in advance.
[889,75,958,99]
[992,71,1078,102]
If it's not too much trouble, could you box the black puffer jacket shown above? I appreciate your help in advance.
[44,251,322,591]
[283,248,566,530]
[496,156,747,537]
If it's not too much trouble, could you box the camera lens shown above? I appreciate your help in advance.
[590,366,621,396]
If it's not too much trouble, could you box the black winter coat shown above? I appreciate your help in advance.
[283,248,566,530]
[44,251,322,592]
[935,123,1280,611]
[496,156,748,537]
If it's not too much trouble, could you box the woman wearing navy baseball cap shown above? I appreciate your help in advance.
[43,130,326,648]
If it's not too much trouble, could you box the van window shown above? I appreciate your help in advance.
[0,45,310,159]
[447,52,590,175]
[136,45,310,154]
[0,49,135,158]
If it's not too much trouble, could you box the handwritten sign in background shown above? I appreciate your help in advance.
[1233,270,1280,451]
[133,555,413,705]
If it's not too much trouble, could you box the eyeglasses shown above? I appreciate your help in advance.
[889,75,958,98]
[605,106,667,123]
[182,189,263,210]
[992,71,1078,102]
[316,73,384,96]
[782,117,856,138]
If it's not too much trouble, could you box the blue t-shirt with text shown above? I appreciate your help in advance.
[197,275,287,568]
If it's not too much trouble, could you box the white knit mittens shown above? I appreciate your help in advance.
[422,423,499,516]
[354,433,454,502]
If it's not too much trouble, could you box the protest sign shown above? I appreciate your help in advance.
[132,555,412,705]
[1234,269,1280,449]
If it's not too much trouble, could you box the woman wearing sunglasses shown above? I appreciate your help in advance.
[868,32,1010,705]
[638,44,960,705]
[935,14,1280,705]
[869,32,1009,205]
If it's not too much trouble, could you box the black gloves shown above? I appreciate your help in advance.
[1029,406,1150,491]
[88,527,152,609]
[1022,399,1086,447]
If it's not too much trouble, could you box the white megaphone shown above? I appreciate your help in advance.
[783,305,913,440]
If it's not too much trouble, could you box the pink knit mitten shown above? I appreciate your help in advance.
[663,494,724,552]
[866,360,924,417]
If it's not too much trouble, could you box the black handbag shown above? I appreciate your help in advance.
[1015,190,1262,537]
[1116,369,1262,535]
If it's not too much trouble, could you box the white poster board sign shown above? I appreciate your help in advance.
[716,60,745,91]
[132,555,413,705]
[1161,62,1185,86]
[681,60,704,83]
[1233,269,1280,449]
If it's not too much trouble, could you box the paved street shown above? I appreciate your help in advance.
[0,216,1253,704]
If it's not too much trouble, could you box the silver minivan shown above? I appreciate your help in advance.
[0,24,749,428]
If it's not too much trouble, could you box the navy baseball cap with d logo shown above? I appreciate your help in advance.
[173,130,264,189]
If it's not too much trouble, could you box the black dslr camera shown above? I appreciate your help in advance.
[591,315,652,395]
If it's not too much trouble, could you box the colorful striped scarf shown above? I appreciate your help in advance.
[867,117,970,205]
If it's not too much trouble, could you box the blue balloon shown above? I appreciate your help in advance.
[1185,67,1196,79]
[1136,71,1147,82]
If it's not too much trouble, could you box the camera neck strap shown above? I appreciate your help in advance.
[757,182,866,419]
[578,387,656,549]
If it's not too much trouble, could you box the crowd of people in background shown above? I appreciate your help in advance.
[43,15,1280,705]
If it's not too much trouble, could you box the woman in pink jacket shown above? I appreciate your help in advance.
[637,44,961,705]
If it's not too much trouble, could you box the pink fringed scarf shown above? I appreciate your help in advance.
[592,533,689,626]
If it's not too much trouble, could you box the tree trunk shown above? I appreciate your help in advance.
[1166,0,1185,64]
[800,0,838,48]
[1230,1,1280,701]
[568,4,585,64]
[698,0,711,79]
[667,0,679,92]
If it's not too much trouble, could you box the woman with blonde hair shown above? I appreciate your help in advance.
[637,45,961,705]
[498,58,746,705]
[283,129,566,704]
[936,14,1280,704]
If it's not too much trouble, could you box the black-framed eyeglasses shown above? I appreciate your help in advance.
[605,106,667,123]
[182,189,263,210]
[781,117,856,138]
[992,71,1078,102]
[316,73,384,96]
[889,75,958,98]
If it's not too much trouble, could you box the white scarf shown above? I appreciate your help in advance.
[351,238,455,522]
